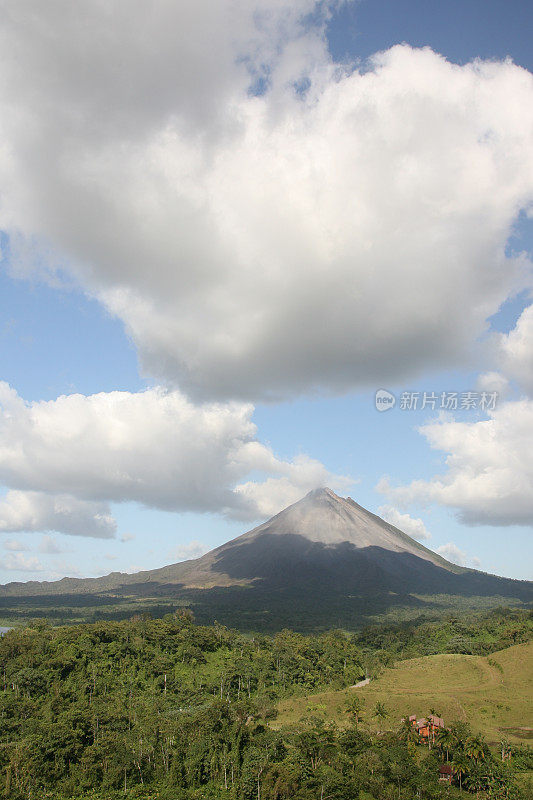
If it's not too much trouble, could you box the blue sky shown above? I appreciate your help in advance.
[0,0,531,583]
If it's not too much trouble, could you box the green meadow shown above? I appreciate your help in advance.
[275,640,532,746]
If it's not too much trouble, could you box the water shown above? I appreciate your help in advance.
[0,626,12,635]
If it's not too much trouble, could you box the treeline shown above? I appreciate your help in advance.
[0,610,531,799]
[353,607,533,668]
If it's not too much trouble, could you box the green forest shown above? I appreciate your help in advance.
[0,608,531,800]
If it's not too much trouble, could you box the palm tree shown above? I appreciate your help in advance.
[499,739,511,762]
[427,709,441,746]
[452,753,470,791]
[399,716,419,746]
[345,696,365,728]
[436,728,455,762]
[373,701,388,734]
[465,735,487,764]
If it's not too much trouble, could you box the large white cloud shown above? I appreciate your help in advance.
[0,490,115,538]
[0,3,531,400]
[0,382,347,535]
[378,399,533,526]
[0,0,325,139]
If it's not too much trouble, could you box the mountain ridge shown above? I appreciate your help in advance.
[0,488,530,630]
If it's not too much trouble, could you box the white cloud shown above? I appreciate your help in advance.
[498,303,533,395]
[0,4,531,401]
[0,0,324,144]
[435,542,480,568]
[0,382,347,533]
[0,488,116,539]
[44,561,83,580]
[377,505,431,541]
[231,458,352,519]
[170,540,209,562]
[38,535,65,554]
[378,399,533,526]
[475,371,510,399]
[0,552,43,572]
[120,533,135,543]
[3,538,29,551]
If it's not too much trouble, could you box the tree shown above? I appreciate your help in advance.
[452,753,470,790]
[0,613,523,799]
[296,722,337,772]
[465,734,488,764]
[373,702,388,734]
[398,717,419,746]
[436,727,455,762]
[345,696,365,728]
[449,720,471,749]
[499,738,511,762]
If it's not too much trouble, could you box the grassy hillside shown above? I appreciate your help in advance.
[276,640,533,746]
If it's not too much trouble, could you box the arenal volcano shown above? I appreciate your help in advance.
[1,489,531,631]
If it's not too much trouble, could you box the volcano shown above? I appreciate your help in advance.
[1,488,531,630]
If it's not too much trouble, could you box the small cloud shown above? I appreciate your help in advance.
[45,561,83,579]
[435,542,480,569]
[3,538,30,552]
[0,552,43,572]
[378,505,431,541]
[375,475,391,495]
[38,535,64,554]
[475,371,509,399]
[120,533,135,542]
[104,554,118,560]
[169,540,209,562]
[436,542,466,565]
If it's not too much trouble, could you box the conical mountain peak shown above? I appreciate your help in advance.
[305,486,340,500]
[228,487,437,561]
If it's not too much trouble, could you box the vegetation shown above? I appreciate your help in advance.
[353,608,532,658]
[277,640,533,747]
[0,585,531,633]
[0,609,531,799]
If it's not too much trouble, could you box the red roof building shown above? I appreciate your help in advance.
[403,713,445,741]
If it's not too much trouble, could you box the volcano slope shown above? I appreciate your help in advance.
[0,489,531,631]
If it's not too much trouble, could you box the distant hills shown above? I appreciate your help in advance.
[1,489,531,630]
